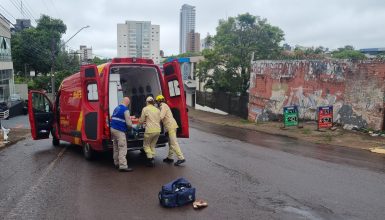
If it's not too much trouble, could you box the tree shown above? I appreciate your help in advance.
[11,15,81,91]
[280,46,329,59]
[332,45,366,60]
[91,56,109,65]
[198,13,284,94]
[11,14,67,75]
[168,51,202,59]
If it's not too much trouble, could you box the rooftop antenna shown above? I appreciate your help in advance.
[21,1,24,18]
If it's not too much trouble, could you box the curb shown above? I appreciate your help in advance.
[0,134,31,151]
[188,114,385,153]
[189,117,300,141]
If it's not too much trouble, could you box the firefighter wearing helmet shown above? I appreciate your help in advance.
[156,94,185,166]
[139,96,161,167]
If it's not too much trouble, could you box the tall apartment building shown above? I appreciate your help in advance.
[11,19,32,33]
[0,14,14,102]
[179,4,196,54]
[77,45,93,64]
[186,32,200,53]
[117,21,160,64]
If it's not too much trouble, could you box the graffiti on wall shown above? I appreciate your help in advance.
[249,60,385,130]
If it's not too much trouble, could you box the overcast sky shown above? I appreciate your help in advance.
[1,0,385,58]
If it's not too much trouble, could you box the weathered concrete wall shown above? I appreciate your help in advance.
[14,84,28,100]
[249,60,385,130]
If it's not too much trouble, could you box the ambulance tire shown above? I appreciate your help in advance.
[83,143,94,160]
[52,137,60,147]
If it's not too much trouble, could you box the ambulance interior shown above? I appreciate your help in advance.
[108,66,162,118]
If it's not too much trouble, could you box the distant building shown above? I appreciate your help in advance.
[294,45,309,50]
[165,56,204,107]
[359,48,385,57]
[186,32,200,53]
[0,14,14,102]
[77,45,93,64]
[11,19,32,33]
[179,4,196,54]
[200,34,213,51]
[150,24,160,64]
[283,43,292,51]
[117,20,160,64]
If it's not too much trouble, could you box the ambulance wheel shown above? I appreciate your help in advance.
[52,137,60,147]
[83,143,94,160]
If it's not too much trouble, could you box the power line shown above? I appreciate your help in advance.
[17,0,37,23]
[0,3,17,22]
[22,0,37,18]
[48,0,61,18]
[9,0,37,25]
[8,0,22,17]
[14,44,80,74]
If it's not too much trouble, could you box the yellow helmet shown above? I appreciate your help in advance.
[156,94,165,101]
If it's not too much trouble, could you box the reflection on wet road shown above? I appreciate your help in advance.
[1,119,385,219]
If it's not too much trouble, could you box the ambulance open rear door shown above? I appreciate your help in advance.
[80,65,104,148]
[162,60,189,138]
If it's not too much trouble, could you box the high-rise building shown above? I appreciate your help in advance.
[179,4,196,54]
[150,24,160,64]
[117,20,160,64]
[186,32,200,53]
[11,19,32,33]
[77,45,93,64]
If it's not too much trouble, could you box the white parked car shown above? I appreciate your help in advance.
[9,94,22,101]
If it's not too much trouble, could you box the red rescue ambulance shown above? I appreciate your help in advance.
[28,58,189,160]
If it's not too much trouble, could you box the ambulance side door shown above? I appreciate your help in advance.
[28,90,54,140]
[80,65,103,145]
[162,60,189,138]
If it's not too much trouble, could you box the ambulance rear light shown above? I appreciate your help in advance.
[111,57,154,64]
[104,113,110,137]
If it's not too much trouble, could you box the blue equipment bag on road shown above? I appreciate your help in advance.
[158,178,196,208]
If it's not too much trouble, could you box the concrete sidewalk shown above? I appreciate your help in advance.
[0,128,30,150]
[188,107,385,152]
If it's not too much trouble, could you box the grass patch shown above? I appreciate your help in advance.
[323,134,333,142]
[240,119,252,124]
[301,128,312,135]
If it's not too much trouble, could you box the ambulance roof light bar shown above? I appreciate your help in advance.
[111,57,154,64]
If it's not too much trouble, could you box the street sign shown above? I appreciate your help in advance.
[318,106,333,129]
[283,106,299,127]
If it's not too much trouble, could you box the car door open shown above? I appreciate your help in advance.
[28,91,54,140]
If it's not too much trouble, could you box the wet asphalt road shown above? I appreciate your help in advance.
[1,119,385,220]
[2,115,30,129]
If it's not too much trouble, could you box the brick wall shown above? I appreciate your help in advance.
[249,60,385,130]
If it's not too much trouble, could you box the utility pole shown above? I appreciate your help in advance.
[51,36,56,97]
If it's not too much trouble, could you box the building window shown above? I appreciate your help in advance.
[0,36,12,61]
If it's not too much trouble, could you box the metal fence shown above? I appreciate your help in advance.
[196,91,249,119]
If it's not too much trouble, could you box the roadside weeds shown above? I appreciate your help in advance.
[188,108,385,155]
